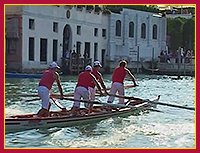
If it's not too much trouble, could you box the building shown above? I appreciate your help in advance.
[5,5,167,74]
[107,8,166,71]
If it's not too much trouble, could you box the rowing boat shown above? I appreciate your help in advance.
[5,96,160,133]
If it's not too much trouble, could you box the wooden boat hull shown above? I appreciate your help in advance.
[5,97,159,133]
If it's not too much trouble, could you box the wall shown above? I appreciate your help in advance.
[6,5,167,72]
[108,8,167,69]
[21,6,109,69]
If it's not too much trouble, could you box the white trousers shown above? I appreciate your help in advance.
[88,87,96,101]
[107,82,125,104]
[37,86,50,110]
[87,87,96,108]
[73,86,89,108]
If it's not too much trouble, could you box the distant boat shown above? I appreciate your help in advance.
[6,72,42,79]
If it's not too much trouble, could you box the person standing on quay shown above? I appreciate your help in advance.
[107,60,138,105]
[37,62,64,117]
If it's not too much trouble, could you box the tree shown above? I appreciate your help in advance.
[167,17,184,51]
[167,17,195,52]
[182,18,195,50]
[104,5,160,13]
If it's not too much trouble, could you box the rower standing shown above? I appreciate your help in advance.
[71,65,103,115]
[88,61,108,109]
[107,60,138,105]
[37,62,64,117]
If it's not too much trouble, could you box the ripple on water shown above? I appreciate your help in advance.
[5,75,195,148]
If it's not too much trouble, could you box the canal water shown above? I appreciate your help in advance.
[5,74,195,148]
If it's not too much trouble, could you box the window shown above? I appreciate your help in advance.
[85,42,90,58]
[53,40,58,61]
[77,26,81,35]
[66,10,71,19]
[6,38,17,54]
[102,29,106,38]
[116,20,121,36]
[40,38,47,62]
[94,28,98,36]
[129,22,134,37]
[94,43,98,60]
[29,19,35,30]
[101,49,106,66]
[141,23,146,39]
[53,22,58,33]
[84,42,90,58]
[29,37,34,61]
[152,24,157,39]
[76,41,81,55]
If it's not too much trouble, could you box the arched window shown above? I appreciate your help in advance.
[116,20,121,36]
[141,23,146,39]
[153,24,157,39]
[129,22,134,37]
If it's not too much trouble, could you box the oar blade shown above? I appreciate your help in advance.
[150,101,195,111]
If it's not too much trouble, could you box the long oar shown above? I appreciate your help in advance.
[24,97,66,110]
[50,97,66,111]
[96,84,136,93]
[108,94,195,111]
[62,97,152,110]
[10,93,74,98]
[50,85,136,97]
[149,101,195,111]
[12,84,136,98]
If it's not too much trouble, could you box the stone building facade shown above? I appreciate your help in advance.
[5,5,166,73]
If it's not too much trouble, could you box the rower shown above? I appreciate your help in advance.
[37,62,64,117]
[107,60,138,109]
[70,65,104,116]
[88,61,109,111]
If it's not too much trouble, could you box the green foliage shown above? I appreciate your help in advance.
[94,5,101,13]
[104,5,160,13]
[167,17,195,51]
[123,5,160,13]
[182,18,195,50]
[104,5,122,13]
[86,5,94,11]
[167,18,184,50]
[77,5,85,8]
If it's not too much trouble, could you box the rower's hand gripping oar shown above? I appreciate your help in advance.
[108,94,195,111]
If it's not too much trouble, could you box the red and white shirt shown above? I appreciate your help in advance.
[112,66,127,84]
[39,69,55,90]
[76,71,93,89]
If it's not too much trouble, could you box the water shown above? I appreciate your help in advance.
[5,74,195,148]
